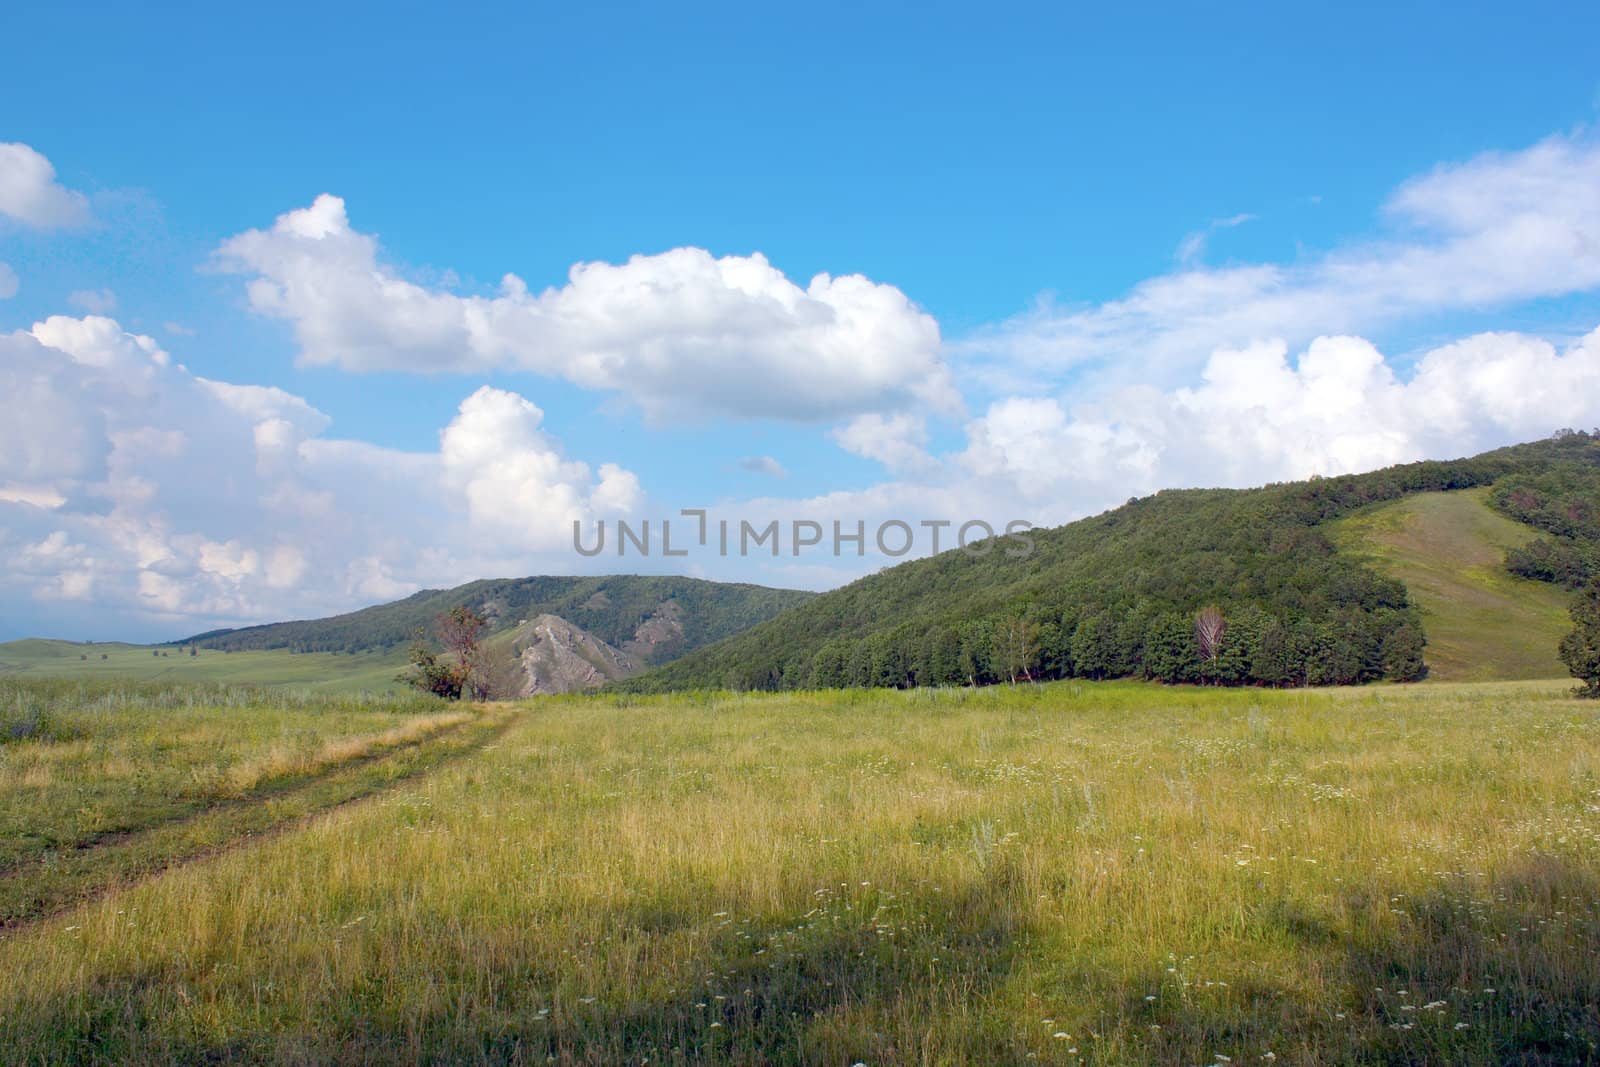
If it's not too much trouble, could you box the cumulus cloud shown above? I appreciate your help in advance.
[967,132,1600,390]
[0,316,642,638]
[0,143,92,228]
[830,412,934,474]
[214,194,954,422]
[438,385,641,541]
[960,326,1600,514]
[0,262,17,299]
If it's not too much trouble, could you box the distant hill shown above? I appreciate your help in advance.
[1334,488,1573,681]
[621,432,1600,692]
[182,575,815,670]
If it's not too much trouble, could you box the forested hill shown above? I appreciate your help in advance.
[182,575,814,665]
[621,432,1600,692]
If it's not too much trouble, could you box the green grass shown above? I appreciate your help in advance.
[3,679,1600,1063]
[1335,488,1573,681]
[0,639,410,693]
[0,679,500,923]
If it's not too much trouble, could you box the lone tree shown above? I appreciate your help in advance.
[1560,580,1600,698]
[1194,605,1226,685]
[402,605,491,700]
[993,617,1039,685]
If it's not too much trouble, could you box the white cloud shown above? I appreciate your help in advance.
[968,132,1600,390]
[0,143,92,228]
[830,412,934,474]
[214,194,954,423]
[959,326,1600,513]
[438,385,641,546]
[67,288,117,314]
[0,316,643,638]
[0,261,17,299]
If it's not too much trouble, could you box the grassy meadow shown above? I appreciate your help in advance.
[0,639,411,694]
[2,678,1599,1064]
[0,679,507,926]
[1335,489,1573,682]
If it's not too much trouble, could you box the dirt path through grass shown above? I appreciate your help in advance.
[0,704,517,928]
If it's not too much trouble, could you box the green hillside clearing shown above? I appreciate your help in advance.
[1335,488,1572,681]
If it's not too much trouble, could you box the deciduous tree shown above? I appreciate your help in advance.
[1560,581,1600,698]
[1194,606,1226,684]
[402,606,491,700]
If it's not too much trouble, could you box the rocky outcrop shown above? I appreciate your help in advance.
[512,614,638,695]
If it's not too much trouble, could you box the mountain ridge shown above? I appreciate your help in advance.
[180,574,815,669]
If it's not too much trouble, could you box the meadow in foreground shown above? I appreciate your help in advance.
[1,679,1598,1064]
[0,680,498,924]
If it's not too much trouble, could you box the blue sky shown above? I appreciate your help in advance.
[4,1,1600,639]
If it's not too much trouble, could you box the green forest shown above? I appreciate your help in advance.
[624,432,1600,692]
[1491,463,1600,589]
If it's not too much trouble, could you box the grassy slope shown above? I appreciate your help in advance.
[1335,488,1572,681]
[3,680,1599,1063]
[0,639,408,693]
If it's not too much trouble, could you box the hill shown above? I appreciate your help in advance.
[622,433,1600,692]
[1334,488,1573,681]
[182,575,814,667]
[4,576,813,697]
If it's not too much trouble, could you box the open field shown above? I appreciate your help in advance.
[2,678,1598,1064]
[1335,488,1573,681]
[0,639,410,693]
[0,679,507,924]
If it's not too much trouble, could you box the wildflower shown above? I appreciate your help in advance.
[1054,1032,1070,1039]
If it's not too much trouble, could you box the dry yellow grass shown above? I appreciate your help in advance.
[216,711,473,797]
